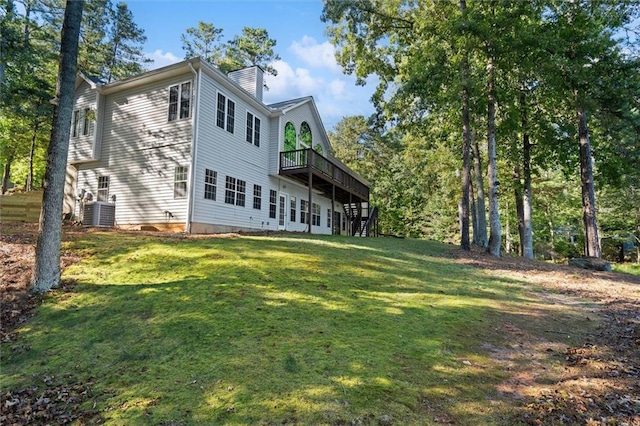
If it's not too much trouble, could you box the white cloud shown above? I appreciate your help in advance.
[289,36,342,74]
[263,60,324,102]
[263,60,374,130]
[328,79,347,100]
[145,50,181,70]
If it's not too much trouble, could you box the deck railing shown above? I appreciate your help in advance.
[280,148,368,198]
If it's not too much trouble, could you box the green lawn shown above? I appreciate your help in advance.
[613,262,640,276]
[3,233,542,424]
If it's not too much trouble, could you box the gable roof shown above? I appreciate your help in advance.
[268,96,313,112]
[75,72,105,90]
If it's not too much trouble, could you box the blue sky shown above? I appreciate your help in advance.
[126,0,376,130]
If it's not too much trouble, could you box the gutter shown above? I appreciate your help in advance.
[185,60,200,233]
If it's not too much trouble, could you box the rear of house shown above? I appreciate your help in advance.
[66,58,373,235]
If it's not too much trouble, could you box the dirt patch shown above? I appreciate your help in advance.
[454,246,640,425]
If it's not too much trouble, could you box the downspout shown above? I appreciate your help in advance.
[185,61,200,233]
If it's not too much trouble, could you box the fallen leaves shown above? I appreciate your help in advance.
[0,374,102,425]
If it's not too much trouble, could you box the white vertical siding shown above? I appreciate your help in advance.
[191,73,278,230]
[268,101,331,176]
[75,73,194,227]
[227,66,264,102]
[68,81,98,162]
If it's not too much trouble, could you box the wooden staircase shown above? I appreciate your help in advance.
[344,203,379,237]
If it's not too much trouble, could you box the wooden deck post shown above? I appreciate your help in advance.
[331,183,335,235]
[308,149,313,234]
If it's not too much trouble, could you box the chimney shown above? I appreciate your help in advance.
[228,66,264,102]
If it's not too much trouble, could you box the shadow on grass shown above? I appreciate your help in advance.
[1,234,604,425]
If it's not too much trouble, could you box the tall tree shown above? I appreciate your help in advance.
[181,21,224,65]
[540,0,638,258]
[31,0,83,293]
[103,1,150,82]
[471,133,488,246]
[220,27,280,76]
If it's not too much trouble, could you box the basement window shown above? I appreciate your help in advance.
[174,166,188,199]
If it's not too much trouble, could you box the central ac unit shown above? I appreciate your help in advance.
[83,201,115,227]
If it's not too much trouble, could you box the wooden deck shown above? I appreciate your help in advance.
[279,149,369,205]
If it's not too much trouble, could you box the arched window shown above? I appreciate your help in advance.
[314,144,323,155]
[284,122,296,151]
[299,122,312,147]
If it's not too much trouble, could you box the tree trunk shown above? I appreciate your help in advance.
[471,132,488,246]
[505,198,511,254]
[470,176,478,244]
[576,98,601,258]
[519,88,534,259]
[459,0,471,251]
[486,54,501,257]
[2,153,13,194]
[513,165,525,256]
[26,120,40,191]
[31,0,84,294]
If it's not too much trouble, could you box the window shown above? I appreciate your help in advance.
[227,100,235,133]
[82,108,92,136]
[269,190,277,219]
[174,166,188,199]
[236,178,245,206]
[168,82,191,121]
[312,203,321,226]
[253,184,262,210]
[300,199,309,224]
[97,176,109,202]
[284,122,296,151]
[224,176,245,206]
[246,112,253,144]
[216,93,234,133]
[300,121,312,147]
[290,196,297,222]
[204,169,217,200]
[253,117,261,147]
[246,112,261,147]
[72,110,79,137]
[216,93,226,129]
[279,195,286,226]
[327,208,331,228]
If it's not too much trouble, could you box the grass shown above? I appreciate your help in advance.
[613,262,640,276]
[2,233,558,424]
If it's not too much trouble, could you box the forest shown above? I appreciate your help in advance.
[323,0,640,262]
[2,0,639,263]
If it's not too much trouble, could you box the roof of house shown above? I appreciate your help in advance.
[268,97,313,111]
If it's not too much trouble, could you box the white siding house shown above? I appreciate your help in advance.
[66,58,372,235]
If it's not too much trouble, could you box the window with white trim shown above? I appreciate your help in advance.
[97,176,109,202]
[290,196,297,222]
[300,121,312,148]
[174,166,188,199]
[224,176,245,206]
[227,99,235,133]
[216,93,235,133]
[72,110,79,137]
[253,185,262,210]
[269,190,277,219]
[246,112,260,147]
[168,82,191,121]
[327,208,331,228]
[204,169,217,200]
[312,203,321,226]
[300,200,309,224]
[82,108,92,136]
